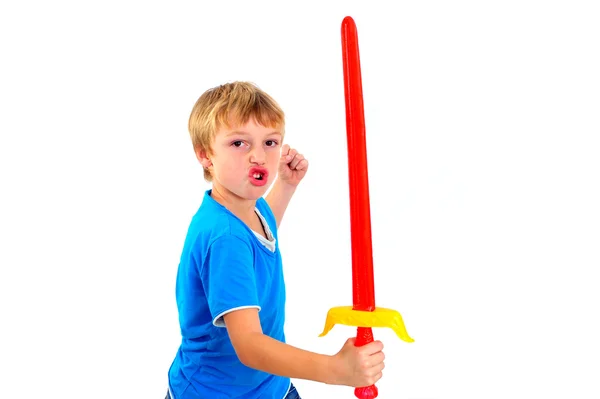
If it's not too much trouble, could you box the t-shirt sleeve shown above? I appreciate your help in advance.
[201,235,260,327]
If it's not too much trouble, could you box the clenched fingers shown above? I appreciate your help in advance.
[368,350,385,367]
[283,148,308,171]
[360,340,384,356]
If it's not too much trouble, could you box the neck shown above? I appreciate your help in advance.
[210,185,256,220]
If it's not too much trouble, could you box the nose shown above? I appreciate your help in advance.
[249,147,266,165]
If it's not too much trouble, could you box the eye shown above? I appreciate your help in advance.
[265,140,278,147]
[232,140,244,147]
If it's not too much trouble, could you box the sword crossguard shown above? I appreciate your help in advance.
[319,306,414,342]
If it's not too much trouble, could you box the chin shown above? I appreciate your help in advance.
[249,182,273,198]
[229,186,266,201]
[249,187,270,199]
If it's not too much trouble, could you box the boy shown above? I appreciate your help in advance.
[167,81,385,398]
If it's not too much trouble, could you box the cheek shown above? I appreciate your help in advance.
[213,154,241,177]
[222,159,243,177]
[267,151,280,166]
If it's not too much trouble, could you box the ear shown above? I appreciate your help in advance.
[195,148,212,169]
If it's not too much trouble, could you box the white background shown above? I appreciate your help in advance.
[1,1,599,398]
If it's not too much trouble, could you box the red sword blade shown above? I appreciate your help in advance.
[342,16,375,313]
[342,15,379,399]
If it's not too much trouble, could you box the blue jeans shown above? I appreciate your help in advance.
[285,383,301,399]
[165,383,302,399]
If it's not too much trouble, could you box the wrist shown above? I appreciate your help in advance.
[324,354,343,385]
[275,178,299,192]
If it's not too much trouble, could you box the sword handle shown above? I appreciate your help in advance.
[354,327,378,399]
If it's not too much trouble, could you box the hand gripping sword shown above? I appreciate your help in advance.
[319,16,414,399]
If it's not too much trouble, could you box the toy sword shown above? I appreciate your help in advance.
[319,16,414,399]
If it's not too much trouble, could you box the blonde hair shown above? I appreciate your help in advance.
[188,81,286,182]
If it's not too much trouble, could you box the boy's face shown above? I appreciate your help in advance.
[203,119,282,201]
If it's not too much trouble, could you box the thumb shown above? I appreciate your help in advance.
[280,145,291,165]
[361,340,384,355]
[279,154,291,168]
[345,337,356,347]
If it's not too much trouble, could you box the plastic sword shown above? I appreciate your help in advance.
[319,16,414,399]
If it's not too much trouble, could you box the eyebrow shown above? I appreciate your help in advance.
[224,130,282,137]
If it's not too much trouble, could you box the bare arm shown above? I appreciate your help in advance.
[223,308,385,387]
[265,179,297,229]
[265,145,308,228]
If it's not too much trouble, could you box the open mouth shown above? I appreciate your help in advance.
[249,168,268,185]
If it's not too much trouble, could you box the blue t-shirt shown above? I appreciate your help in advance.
[168,190,290,399]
